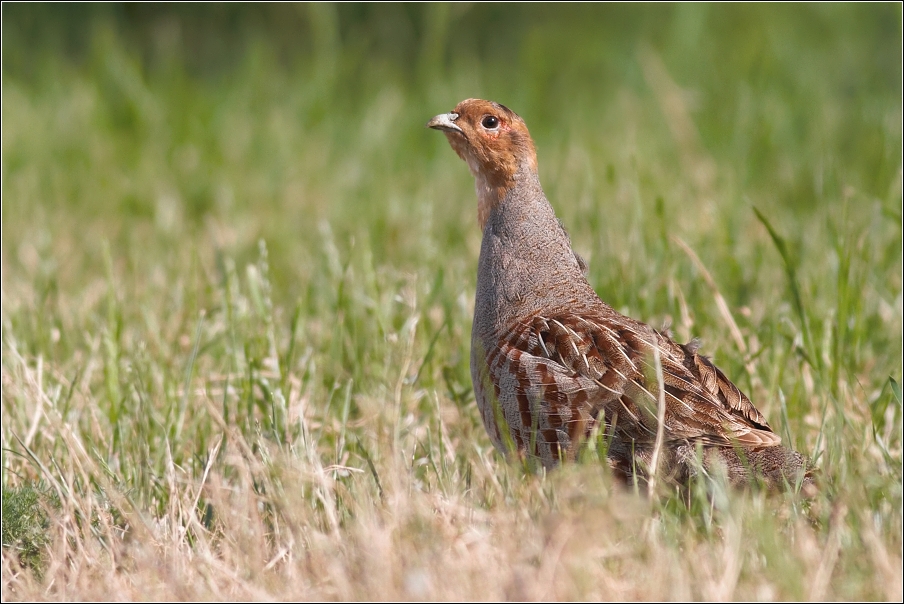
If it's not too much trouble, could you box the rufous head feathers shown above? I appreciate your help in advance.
[428,99,538,227]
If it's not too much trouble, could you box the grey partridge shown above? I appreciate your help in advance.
[428,98,813,489]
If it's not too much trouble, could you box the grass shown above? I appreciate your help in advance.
[2,4,902,600]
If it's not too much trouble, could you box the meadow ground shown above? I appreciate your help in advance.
[2,4,902,600]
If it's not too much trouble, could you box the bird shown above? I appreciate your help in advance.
[427,98,814,490]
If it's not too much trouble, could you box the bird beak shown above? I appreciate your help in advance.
[426,112,463,134]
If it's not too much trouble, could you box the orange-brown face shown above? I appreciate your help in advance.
[426,99,538,188]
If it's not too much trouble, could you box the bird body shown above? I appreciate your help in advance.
[428,99,812,488]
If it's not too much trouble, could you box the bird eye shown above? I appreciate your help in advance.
[481,115,499,129]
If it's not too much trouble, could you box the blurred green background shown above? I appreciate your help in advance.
[3,3,899,283]
[3,2,900,416]
[1,2,901,435]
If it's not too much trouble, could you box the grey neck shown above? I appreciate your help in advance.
[473,169,594,334]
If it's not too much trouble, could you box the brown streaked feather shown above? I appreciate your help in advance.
[489,311,780,453]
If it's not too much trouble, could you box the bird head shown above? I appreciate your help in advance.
[427,99,538,227]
